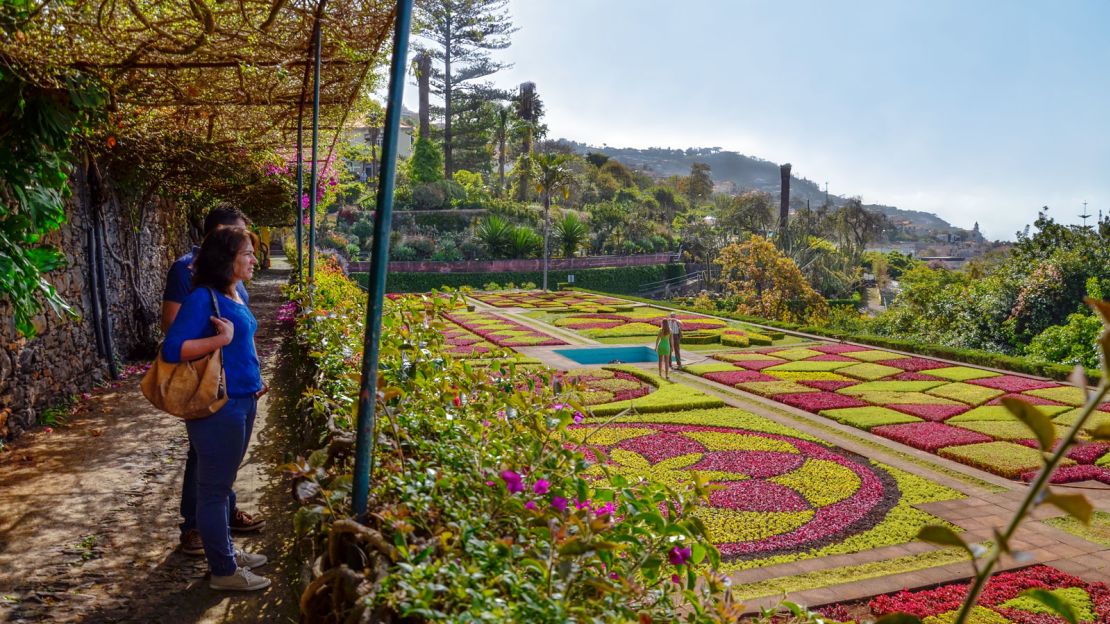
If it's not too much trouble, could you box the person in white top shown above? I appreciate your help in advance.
[667,312,684,367]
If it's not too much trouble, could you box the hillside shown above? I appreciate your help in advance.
[563,142,968,235]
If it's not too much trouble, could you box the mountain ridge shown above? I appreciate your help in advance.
[561,141,969,235]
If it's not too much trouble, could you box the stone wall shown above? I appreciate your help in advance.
[0,164,193,440]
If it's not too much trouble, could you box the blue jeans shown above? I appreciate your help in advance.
[180,446,240,535]
[185,397,257,576]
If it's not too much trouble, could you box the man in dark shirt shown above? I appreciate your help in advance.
[162,207,265,555]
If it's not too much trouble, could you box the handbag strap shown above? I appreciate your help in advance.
[207,286,227,399]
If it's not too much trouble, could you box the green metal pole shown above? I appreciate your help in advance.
[307,20,322,283]
[295,116,304,279]
[352,0,413,517]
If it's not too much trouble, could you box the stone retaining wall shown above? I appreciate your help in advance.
[0,167,192,440]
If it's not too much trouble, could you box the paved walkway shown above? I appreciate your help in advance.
[0,254,302,623]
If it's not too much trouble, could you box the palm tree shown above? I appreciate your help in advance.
[554,212,589,258]
[475,214,513,259]
[507,226,542,258]
[532,153,574,290]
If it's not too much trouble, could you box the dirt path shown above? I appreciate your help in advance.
[0,253,304,624]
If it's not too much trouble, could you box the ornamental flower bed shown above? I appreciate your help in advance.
[694,344,1110,480]
[568,415,961,571]
[859,565,1110,623]
[469,290,624,309]
[548,307,729,339]
[445,310,566,347]
[560,368,652,405]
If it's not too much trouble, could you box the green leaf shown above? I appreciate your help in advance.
[916,525,971,556]
[1002,397,1057,451]
[690,543,707,565]
[875,614,923,624]
[1021,588,1079,624]
[1043,491,1093,525]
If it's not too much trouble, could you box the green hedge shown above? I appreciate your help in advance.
[358,263,686,295]
[570,288,1103,384]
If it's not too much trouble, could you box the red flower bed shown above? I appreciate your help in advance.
[871,422,992,452]
[799,380,858,392]
[563,320,624,330]
[877,357,948,372]
[1067,442,1110,464]
[891,372,944,381]
[707,480,809,512]
[987,393,1066,406]
[807,354,856,362]
[869,565,1109,620]
[702,370,777,386]
[968,375,1059,392]
[811,343,870,354]
[777,392,869,411]
[886,403,969,422]
[724,359,783,371]
[1020,464,1110,484]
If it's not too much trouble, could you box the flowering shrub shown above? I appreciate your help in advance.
[286,268,770,622]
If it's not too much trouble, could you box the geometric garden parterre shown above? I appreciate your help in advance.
[686,343,1110,482]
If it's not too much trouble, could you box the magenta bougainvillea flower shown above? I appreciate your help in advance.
[500,470,523,494]
[871,422,992,452]
[551,495,568,513]
[573,411,584,424]
[668,546,692,566]
[524,500,537,510]
[533,479,550,495]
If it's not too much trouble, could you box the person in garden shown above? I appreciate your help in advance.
[655,321,672,381]
[162,207,266,557]
[162,226,271,591]
[667,312,684,367]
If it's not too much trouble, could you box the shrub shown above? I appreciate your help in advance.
[371,264,685,295]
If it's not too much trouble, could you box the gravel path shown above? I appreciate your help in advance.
[0,254,303,624]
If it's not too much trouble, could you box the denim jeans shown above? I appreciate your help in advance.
[180,448,242,534]
[184,397,257,576]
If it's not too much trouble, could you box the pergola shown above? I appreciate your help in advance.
[3,0,415,515]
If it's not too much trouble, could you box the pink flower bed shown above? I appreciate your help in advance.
[872,422,991,452]
[807,354,855,362]
[777,392,868,411]
[968,375,1058,392]
[891,372,944,381]
[446,312,566,347]
[448,344,490,356]
[707,480,809,512]
[868,565,1109,620]
[1068,442,1110,464]
[725,359,782,371]
[798,380,858,392]
[876,357,947,372]
[811,343,870,354]
[702,370,777,385]
[563,320,624,330]
[987,393,1065,406]
[1020,464,1110,484]
[885,404,968,421]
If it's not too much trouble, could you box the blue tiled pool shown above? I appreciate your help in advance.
[554,345,658,365]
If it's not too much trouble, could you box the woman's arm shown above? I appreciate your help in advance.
[178,317,233,360]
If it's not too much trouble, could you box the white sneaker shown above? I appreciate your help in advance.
[210,567,271,591]
[235,549,268,569]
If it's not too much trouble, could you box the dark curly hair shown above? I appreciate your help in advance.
[193,226,253,294]
[203,204,250,236]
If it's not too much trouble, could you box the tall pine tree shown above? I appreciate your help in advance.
[415,0,516,178]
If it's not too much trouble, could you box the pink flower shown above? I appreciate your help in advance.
[500,470,523,494]
[551,496,568,512]
[532,479,550,495]
[609,572,620,580]
[668,546,692,566]
[671,574,681,585]
[524,500,537,510]
[485,480,495,487]
[552,403,566,411]
[44,427,53,434]
[594,501,616,516]
[481,419,491,427]
[573,411,584,424]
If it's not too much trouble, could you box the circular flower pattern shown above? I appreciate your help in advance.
[571,422,899,562]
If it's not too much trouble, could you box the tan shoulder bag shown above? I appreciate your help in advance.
[141,287,229,419]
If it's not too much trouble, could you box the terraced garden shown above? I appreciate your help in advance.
[684,343,1110,482]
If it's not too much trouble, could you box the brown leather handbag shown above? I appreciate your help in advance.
[141,287,228,419]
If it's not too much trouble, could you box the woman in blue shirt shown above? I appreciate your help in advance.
[162,226,270,592]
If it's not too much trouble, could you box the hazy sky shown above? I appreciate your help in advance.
[403,0,1110,240]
